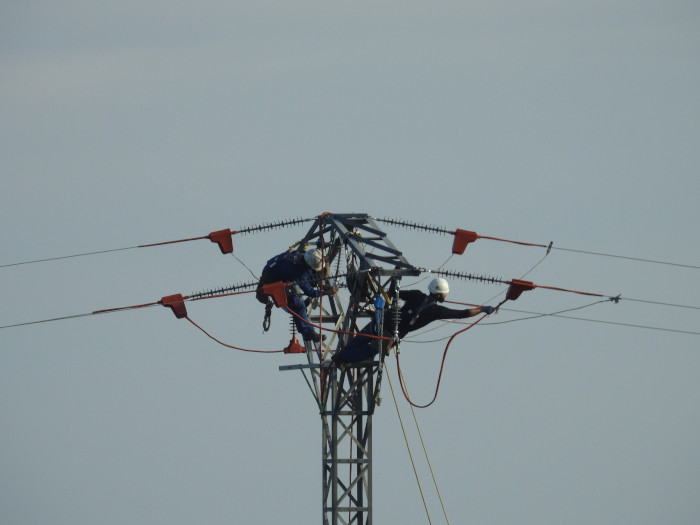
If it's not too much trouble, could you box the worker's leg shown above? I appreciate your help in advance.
[335,325,379,363]
[285,295,317,340]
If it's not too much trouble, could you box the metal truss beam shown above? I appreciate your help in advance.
[280,213,418,525]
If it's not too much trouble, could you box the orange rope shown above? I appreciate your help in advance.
[396,299,507,408]
[186,316,283,353]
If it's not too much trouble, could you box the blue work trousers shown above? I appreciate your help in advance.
[285,294,315,337]
[338,325,382,363]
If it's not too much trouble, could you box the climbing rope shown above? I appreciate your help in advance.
[387,368,433,524]
[402,369,452,525]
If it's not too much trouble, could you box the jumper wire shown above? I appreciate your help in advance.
[396,305,499,409]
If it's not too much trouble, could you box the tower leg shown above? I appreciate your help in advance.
[322,363,377,525]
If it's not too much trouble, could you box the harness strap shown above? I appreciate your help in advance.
[407,298,436,326]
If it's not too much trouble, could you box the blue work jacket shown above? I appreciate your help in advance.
[263,251,320,298]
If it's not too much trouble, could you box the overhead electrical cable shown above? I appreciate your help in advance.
[403,300,610,342]
[485,309,700,336]
[377,217,699,270]
[621,297,700,310]
[0,246,140,268]
[549,246,700,269]
[0,217,312,268]
[1,311,109,329]
[400,300,700,341]
[431,268,615,300]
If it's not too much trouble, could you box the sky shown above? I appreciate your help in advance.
[1,1,699,524]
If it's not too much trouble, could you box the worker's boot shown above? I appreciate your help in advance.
[302,331,326,342]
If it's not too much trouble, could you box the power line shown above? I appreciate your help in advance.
[486,307,700,336]
[551,246,700,270]
[0,246,139,268]
[622,297,700,310]
[0,312,96,329]
[4,217,697,273]
[0,302,161,330]
[1,218,312,268]
[377,217,699,270]
[404,300,700,341]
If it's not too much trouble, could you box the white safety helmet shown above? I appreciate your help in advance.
[304,248,324,271]
[428,277,449,295]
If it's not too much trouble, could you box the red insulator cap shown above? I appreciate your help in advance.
[506,280,536,301]
[160,294,188,319]
[284,335,305,354]
[262,281,288,308]
[452,229,479,254]
[208,229,234,254]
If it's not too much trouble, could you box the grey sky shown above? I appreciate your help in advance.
[2,2,699,524]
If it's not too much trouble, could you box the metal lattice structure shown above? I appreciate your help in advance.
[280,213,420,524]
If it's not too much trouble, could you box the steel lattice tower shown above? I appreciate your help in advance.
[280,214,420,524]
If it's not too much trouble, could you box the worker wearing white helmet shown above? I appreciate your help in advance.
[334,277,495,363]
[256,247,336,342]
[428,277,450,295]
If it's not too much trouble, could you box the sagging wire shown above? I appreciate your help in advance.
[480,243,553,306]
[231,253,259,281]
[186,316,284,353]
[396,306,498,409]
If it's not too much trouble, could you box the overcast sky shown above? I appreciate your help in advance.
[2,2,699,524]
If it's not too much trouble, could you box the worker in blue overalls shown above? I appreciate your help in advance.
[256,247,337,342]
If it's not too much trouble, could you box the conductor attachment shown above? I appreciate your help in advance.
[262,281,288,308]
[506,280,536,301]
[160,294,188,319]
[452,229,479,255]
[208,229,234,254]
[284,334,306,354]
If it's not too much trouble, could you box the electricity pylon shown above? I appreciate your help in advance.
[280,213,420,524]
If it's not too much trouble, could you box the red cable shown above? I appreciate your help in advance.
[396,299,507,408]
[535,284,605,297]
[92,301,161,314]
[285,306,392,341]
[138,235,208,248]
[475,234,548,248]
[186,316,283,353]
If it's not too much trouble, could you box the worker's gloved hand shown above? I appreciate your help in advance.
[480,305,496,315]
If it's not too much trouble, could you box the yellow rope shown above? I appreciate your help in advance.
[409,403,451,525]
[386,366,433,525]
[392,362,451,524]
